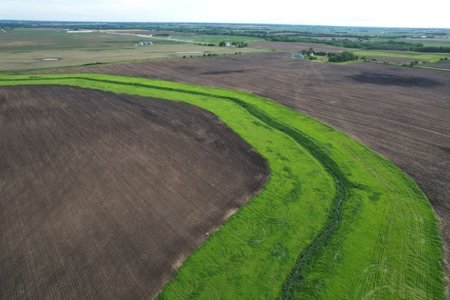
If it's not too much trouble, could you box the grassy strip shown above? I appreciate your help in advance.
[415,65,450,72]
[0,74,445,299]
[354,51,445,62]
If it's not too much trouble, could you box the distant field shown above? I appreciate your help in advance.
[0,28,155,50]
[249,41,352,53]
[157,34,263,44]
[354,50,447,63]
[389,38,450,47]
[0,28,268,71]
[425,60,450,69]
[104,30,195,37]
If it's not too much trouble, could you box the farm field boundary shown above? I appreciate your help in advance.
[0,74,445,299]
[354,51,447,63]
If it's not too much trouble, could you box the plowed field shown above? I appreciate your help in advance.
[0,85,269,299]
[38,52,450,287]
[250,41,350,52]
[428,60,450,69]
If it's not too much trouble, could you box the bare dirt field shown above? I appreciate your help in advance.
[39,52,450,290]
[250,41,351,52]
[104,30,194,37]
[0,85,269,299]
[427,60,450,69]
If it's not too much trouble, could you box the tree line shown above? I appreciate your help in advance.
[265,35,450,53]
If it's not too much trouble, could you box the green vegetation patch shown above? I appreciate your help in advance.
[354,51,445,63]
[0,74,444,299]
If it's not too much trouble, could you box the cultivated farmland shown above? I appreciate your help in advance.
[0,85,269,299]
[427,60,450,69]
[249,41,352,53]
[0,28,268,71]
[0,74,445,299]
[37,52,450,293]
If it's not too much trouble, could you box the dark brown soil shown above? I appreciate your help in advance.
[38,52,450,294]
[427,60,450,69]
[346,71,443,87]
[0,85,269,299]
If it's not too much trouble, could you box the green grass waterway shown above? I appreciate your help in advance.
[0,74,445,299]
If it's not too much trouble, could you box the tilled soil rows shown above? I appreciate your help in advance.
[0,85,269,299]
[38,52,450,289]
[428,60,450,69]
[250,41,351,53]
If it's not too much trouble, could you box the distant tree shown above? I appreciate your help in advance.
[328,51,358,62]
[409,60,419,67]
[219,41,226,47]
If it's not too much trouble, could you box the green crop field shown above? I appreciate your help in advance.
[399,39,450,47]
[354,50,447,63]
[369,38,450,47]
[0,74,445,299]
[0,28,268,71]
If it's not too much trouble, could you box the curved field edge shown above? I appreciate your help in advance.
[0,74,445,299]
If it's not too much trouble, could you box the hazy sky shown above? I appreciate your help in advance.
[1,0,449,28]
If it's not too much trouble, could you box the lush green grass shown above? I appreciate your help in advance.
[354,50,446,63]
[0,74,445,299]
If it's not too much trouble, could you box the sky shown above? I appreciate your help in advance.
[1,0,449,28]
